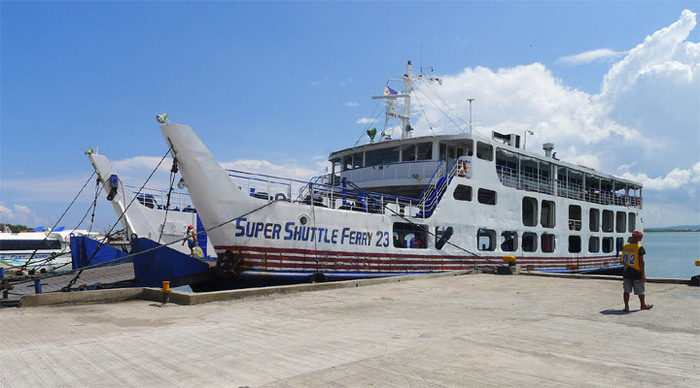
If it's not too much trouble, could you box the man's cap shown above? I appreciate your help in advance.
[188,224,193,229]
[632,230,645,237]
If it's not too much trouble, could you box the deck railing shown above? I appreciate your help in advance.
[496,165,642,208]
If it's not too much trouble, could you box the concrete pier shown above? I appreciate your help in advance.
[0,273,697,387]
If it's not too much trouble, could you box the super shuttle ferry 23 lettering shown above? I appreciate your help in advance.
[235,218,390,247]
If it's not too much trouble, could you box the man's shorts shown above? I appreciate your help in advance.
[623,278,645,295]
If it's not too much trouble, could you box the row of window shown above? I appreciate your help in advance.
[333,139,496,171]
[0,239,62,251]
[477,229,625,254]
[392,222,625,254]
[452,187,638,233]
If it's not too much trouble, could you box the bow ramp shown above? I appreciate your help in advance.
[159,123,256,238]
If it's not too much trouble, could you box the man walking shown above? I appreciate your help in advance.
[620,230,653,312]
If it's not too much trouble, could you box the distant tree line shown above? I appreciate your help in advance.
[0,223,30,233]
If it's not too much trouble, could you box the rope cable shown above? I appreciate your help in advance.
[19,171,96,271]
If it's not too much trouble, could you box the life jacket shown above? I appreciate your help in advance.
[619,243,642,270]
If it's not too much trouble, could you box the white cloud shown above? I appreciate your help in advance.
[620,161,700,190]
[346,101,358,107]
[557,48,628,66]
[356,117,377,125]
[220,159,319,182]
[398,10,699,226]
[112,156,172,173]
[0,203,45,226]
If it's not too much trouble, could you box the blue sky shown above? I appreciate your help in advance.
[1,1,699,230]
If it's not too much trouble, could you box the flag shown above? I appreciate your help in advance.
[428,76,443,85]
[383,86,398,95]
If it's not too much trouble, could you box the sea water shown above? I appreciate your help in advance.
[642,232,699,279]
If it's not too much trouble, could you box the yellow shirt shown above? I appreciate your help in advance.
[619,243,642,270]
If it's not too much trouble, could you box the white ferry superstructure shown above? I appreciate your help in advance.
[159,61,643,280]
[0,229,102,271]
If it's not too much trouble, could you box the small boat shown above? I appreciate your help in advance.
[0,228,102,271]
[156,60,642,281]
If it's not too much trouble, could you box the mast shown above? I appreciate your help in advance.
[371,60,418,140]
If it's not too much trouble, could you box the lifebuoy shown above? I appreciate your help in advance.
[457,160,467,177]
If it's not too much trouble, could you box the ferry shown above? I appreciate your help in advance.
[154,61,642,281]
[86,152,216,258]
[0,228,103,271]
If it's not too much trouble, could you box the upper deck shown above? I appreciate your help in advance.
[328,130,642,211]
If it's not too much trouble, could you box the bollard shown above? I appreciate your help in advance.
[34,279,42,294]
[162,281,171,304]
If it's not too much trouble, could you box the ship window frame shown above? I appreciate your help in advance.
[453,185,472,201]
[541,233,555,253]
[477,188,497,205]
[602,237,614,253]
[352,152,363,169]
[628,213,636,231]
[541,200,556,228]
[522,232,538,252]
[393,222,427,249]
[365,146,400,167]
[602,210,614,233]
[522,196,538,227]
[588,236,600,253]
[416,142,433,160]
[477,228,497,251]
[568,205,582,231]
[589,208,600,232]
[500,231,518,252]
[0,239,62,251]
[476,142,493,161]
[616,211,627,233]
[568,235,582,253]
[401,143,417,162]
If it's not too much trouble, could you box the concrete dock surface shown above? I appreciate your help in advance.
[0,273,698,387]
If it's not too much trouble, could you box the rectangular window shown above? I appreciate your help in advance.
[602,210,614,232]
[477,228,496,251]
[434,226,454,250]
[628,213,636,231]
[602,237,614,253]
[393,222,427,249]
[416,142,433,160]
[500,231,518,252]
[588,236,600,253]
[589,208,600,232]
[478,188,497,205]
[541,200,556,228]
[522,197,538,226]
[568,205,581,231]
[616,211,627,233]
[401,144,416,162]
[476,142,493,161]
[365,147,399,167]
[453,185,472,201]
[568,236,581,253]
[541,233,555,253]
[352,152,363,168]
[522,232,538,252]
